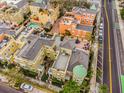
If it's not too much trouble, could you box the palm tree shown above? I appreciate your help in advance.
[99,84,108,93]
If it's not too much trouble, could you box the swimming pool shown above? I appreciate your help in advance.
[28,23,40,29]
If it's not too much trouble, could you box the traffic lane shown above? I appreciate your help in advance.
[0,83,22,93]
[110,49,120,93]
[103,0,121,92]
[102,7,110,93]
[102,0,104,7]
[106,1,121,93]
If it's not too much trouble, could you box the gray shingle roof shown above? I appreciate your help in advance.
[72,7,97,14]
[76,24,93,32]
[18,35,54,60]
[0,23,15,35]
[60,38,76,50]
[15,0,28,8]
[30,0,48,9]
[60,38,89,71]
[67,49,89,71]
[35,0,48,5]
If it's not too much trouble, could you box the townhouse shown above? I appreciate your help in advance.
[14,35,56,76]
[29,0,59,25]
[59,7,97,40]
[49,38,89,85]
[0,0,29,26]
[0,34,22,62]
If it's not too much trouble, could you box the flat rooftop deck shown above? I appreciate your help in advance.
[53,51,70,71]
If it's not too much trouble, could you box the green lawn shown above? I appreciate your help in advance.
[28,23,40,29]
[121,75,124,93]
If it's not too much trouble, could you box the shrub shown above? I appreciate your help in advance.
[7,63,16,69]
[120,8,124,20]
[60,80,80,93]
[0,60,8,68]
[52,77,64,87]
[20,68,38,78]
[41,74,48,82]
[99,84,108,93]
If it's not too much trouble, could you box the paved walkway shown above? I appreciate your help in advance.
[50,18,62,34]
[115,0,124,48]
[89,2,101,93]
[29,88,52,93]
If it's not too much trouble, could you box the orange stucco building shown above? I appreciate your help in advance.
[0,34,5,43]
[59,7,97,39]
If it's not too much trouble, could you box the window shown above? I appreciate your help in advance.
[92,15,94,18]
[8,49,10,51]
[82,20,84,23]
[12,45,14,47]
[83,13,86,17]
[87,14,90,18]
[87,20,89,24]
[90,20,93,24]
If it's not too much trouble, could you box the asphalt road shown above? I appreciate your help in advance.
[0,83,22,93]
[102,0,121,93]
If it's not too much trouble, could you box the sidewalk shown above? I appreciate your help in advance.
[115,0,124,48]
[29,88,52,93]
[0,73,54,93]
[89,2,101,93]
[26,77,62,93]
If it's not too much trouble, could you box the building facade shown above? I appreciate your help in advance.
[29,2,59,25]
[59,7,97,40]
[0,34,21,62]
[49,48,72,81]
[14,35,56,75]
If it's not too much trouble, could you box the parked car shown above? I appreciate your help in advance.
[99,36,103,44]
[20,83,33,92]
[99,23,103,30]
[99,33,102,36]
[99,29,103,33]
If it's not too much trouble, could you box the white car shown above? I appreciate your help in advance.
[99,33,103,36]
[20,83,33,92]
[99,23,104,29]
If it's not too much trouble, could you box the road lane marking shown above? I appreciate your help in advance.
[104,0,113,93]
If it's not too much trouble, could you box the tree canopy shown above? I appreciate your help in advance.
[121,8,124,20]
[60,80,80,93]
[99,84,108,93]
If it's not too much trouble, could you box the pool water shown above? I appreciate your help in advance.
[28,23,40,29]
